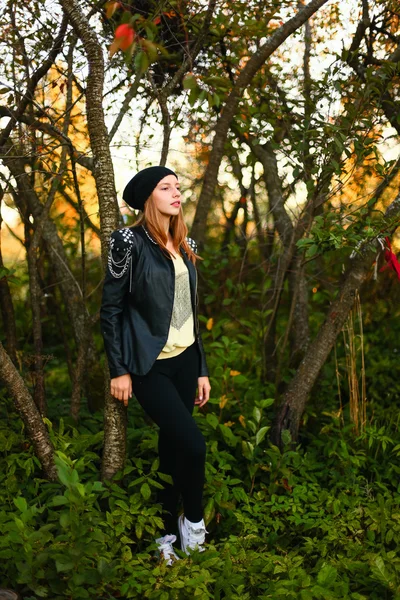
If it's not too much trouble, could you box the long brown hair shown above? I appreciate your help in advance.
[135,193,201,264]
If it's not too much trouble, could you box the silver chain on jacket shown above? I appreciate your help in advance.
[107,228,135,292]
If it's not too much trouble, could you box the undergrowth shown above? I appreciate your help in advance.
[1,374,400,599]
[1,248,400,598]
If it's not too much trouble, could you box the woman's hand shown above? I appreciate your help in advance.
[111,373,132,407]
[195,376,211,408]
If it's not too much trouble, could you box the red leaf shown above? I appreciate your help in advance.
[114,23,135,51]
[105,1,120,19]
[282,478,293,492]
[379,236,400,281]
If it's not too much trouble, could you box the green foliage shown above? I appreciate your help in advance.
[2,331,400,600]
[2,224,399,599]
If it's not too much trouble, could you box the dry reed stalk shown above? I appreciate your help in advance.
[339,291,367,435]
[356,291,367,431]
[334,344,344,426]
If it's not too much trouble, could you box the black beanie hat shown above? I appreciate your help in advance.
[122,166,178,210]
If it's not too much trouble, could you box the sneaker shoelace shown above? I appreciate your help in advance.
[186,523,208,550]
[156,534,179,565]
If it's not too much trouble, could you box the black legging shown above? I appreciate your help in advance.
[130,341,206,535]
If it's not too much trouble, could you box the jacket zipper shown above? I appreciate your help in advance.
[166,258,175,341]
[194,264,199,335]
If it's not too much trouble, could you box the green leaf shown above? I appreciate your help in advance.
[143,39,158,62]
[204,498,215,524]
[281,429,292,446]
[213,92,221,107]
[92,481,104,492]
[14,517,24,531]
[232,487,249,503]
[60,511,70,528]
[97,558,109,575]
[242,441,254,460]
[317,564,338,586]
[52,495,69,506]
[259,398,274,409]
[56,559,74,572]
[183,74,197,90]
[206,413,219,429]
[252,407,261,424]
[371,556,392,586]
[158,472,173,485]
[13,496,28,512]
[92,529,106,543]
[141,482,151,500]
[32,585,48,597]
[305,244,319,258]
[135,51,149,75]
[75,482,85,497]
[219,424,238,447]
[55,457,72,487]
[256,426,269,446]
[151,457,160,472]
[188,87,200,106]
[115,499,129,511]
[135,522,143,539]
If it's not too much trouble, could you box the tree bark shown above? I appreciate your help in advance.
[58,0,126,479]
[26,240,47,415]
[0,204,18,366]
[288,256,310,366]
[0,342,57,481]
[254,141,293,246]
[272,193,400,446]
[190,0,330,246]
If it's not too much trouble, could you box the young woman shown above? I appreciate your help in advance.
[100,166,211,565]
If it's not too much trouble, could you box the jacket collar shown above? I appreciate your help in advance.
[141,225,188,258]
[141,225,158,244]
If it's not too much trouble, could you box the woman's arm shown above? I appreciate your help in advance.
[195,376,211,407]
[196,331,209,377]
[188,236,211,404]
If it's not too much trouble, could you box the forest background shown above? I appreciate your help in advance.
[0,0,400,598]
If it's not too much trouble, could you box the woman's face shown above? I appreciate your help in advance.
[150,175,181,217]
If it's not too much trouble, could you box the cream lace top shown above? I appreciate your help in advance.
[157,253,195,359]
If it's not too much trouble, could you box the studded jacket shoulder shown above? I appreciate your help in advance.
[186,237,197,254]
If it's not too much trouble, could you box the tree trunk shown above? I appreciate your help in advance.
[256,142,293,246]
[26,241,47,415]
[288,255,310,367]
[0,342,57,481]
[272,194,400,446]
[59,0,126,479]
[0,207,18,366]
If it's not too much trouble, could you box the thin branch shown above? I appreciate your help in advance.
[163,0,217,96]
[0,15,68,149]
[191,0,331,245]
[0,106,94,171]
[109,71,142,143]
[148,72,171,165]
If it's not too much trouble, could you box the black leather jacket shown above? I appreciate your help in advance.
[100,224,209,379]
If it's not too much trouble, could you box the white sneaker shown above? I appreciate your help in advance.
[178,515,208,555]
[155,534,180,566]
